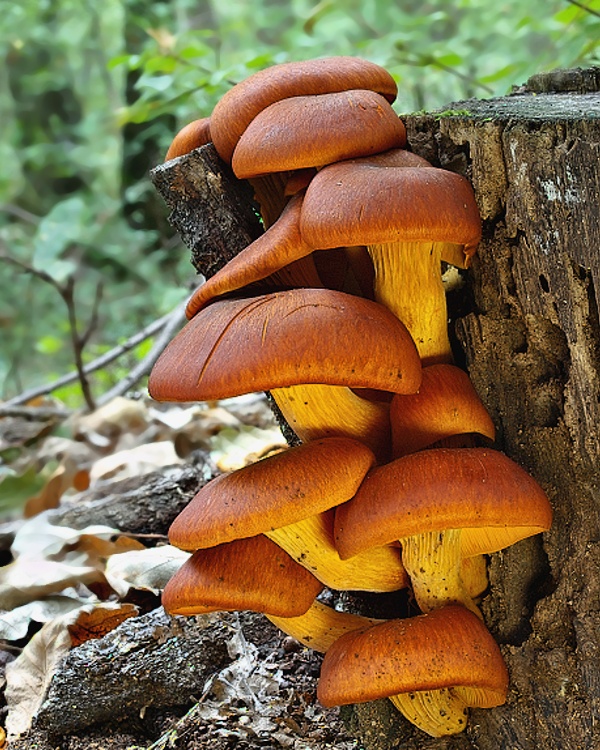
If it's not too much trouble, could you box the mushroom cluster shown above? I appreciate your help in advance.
[149,57,553,738]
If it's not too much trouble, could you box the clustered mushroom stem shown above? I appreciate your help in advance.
[272,383,392,461]
[267,600,383,653]
[400,529,481,617]
[368,241,455,365]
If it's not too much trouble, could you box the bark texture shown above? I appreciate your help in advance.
[150,68,600,750]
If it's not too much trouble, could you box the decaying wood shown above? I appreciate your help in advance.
[33,607,232,736]
[148,69,600,750]
[46,459,216,537]
[150,145,263,281]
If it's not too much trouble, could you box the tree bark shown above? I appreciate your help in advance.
[150,68,600,750]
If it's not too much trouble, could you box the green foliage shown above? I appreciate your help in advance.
[0,0,598,404]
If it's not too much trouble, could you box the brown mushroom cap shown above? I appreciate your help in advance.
[169,437,375,550]
[390,364,496,457]
[149,288,422,403]
[185,193,311,319]
[162,535,323,618]
[334,447,553,560]
[300,162,482,266]
[165,117,212,161]
[317,604,508,707]
[210,56,398,163]
[231,90,406,179]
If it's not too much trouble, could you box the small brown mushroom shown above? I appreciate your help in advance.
[163,534,323,617]
[231,89,406,179]
[390,363,496,458]
[164,117,212,161]
[317,604,509,736]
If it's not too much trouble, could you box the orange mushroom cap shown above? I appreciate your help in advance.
[169,437,375,551]
[300,162,482,267]
[149,288,422,403]
[334,447,553,560]
[165,117,212,161]
[390,364,496,457]
[162,535,323,617]
[210,56,398,163]
[231,89,406,179]
[317,604,508,708]
[185,193,311,319]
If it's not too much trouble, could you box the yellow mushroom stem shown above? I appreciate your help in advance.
[389,688,469,737]
[367,241,463,365]
[266,510,408,593]
[267,599,383,653]
[272,384,392,463]
[400,529,481,617]
[389,683,494,737]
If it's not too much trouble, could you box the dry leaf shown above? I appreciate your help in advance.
[0,595,92,642]
[89,440,182,484]
[11,515,120,560]
[4,611,74,738]
[210,425,286,472]
[104,545,190,597]
[72,397,150,447]
[0,558,103,611]
[67,602,138,646]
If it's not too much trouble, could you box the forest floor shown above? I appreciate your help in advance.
[0,393,363,749]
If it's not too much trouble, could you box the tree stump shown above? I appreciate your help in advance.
[150,68,600,750]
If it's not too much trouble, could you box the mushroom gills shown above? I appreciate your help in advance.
[272,383,392,462]
[389,688,469,737]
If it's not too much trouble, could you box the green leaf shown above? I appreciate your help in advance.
[0,467,45,517]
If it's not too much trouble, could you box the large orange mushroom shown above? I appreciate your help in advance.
[150,288,422,460]
[318,604,509,736]
[334,447,553,615]
[300,160,482,364]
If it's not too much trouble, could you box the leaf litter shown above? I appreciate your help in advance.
[0,392,357,748]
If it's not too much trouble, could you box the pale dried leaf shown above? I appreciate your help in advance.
[147,404,205,430]
[89,440,182,484]
[210,425,286,472]
[0,558,103,610]
[104,545,190,596]
[4,611,74,738]
[11,514,119,559]
[0,595,92,641]
[72,397,149,442]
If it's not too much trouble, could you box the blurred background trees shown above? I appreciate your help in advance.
[1,0,598,406]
